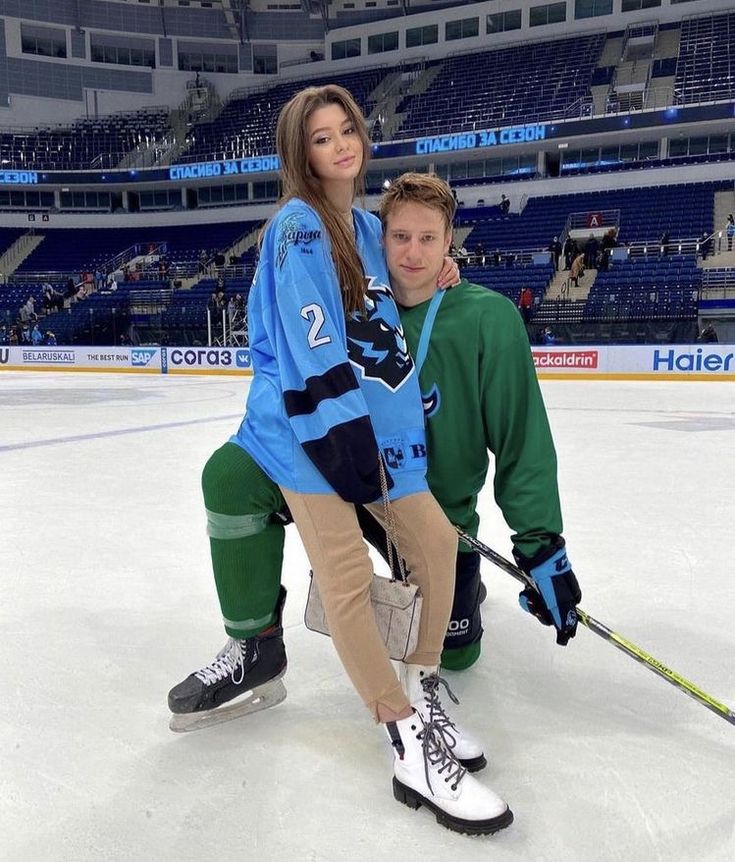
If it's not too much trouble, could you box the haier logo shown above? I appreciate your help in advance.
[131,348,157,367]
[653,348,735,373]
[235,349,251,368]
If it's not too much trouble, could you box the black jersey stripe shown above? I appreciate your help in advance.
[301,416,393,504]
[284,362,359,418]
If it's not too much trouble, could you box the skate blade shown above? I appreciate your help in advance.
[169,677,287,733]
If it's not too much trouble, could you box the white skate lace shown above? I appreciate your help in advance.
[193,639,247,686]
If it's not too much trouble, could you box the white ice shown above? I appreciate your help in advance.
[1,372,734,862]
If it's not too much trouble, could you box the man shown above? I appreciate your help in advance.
[365,173,579,669]
[518,285,534,325]
[168,173,581,726]
[548,236,562,271]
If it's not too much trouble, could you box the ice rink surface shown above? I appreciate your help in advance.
[1,371,734,862]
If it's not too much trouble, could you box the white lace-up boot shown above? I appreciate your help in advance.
[400,663,486,772]
[385,711,512,835]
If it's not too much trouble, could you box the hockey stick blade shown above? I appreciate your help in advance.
[456,527,735,728]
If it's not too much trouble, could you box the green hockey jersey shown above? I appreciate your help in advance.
[397,280,563,557]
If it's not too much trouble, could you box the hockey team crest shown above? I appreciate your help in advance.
[421,383,441,418]
[276,212,322,270]
[347,280,413,391]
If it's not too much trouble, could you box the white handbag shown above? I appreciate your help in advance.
[304,458,423,661]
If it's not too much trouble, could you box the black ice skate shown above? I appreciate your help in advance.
[168,587,288,732]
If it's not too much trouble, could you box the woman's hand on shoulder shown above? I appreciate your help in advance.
[437,256,460,290]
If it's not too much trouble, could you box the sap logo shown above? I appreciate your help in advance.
[0,348,8,365]
[131,348,157,367]
[170,348,232,367]
[235,349,251,368]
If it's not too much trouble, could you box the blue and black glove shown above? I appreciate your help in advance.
[513,538,581,646]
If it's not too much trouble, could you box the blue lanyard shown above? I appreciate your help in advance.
[413,289,446,375]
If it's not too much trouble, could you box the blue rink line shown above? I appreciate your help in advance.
[0,413,244,453]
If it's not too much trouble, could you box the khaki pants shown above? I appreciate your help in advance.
[281,489,457,721]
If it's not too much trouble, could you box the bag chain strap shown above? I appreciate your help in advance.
[378,456,408,585]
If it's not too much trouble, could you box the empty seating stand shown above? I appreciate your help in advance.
[674,13,735,105]
[0,108,171,171]
[394,34,606,139]
[176,68,387,162]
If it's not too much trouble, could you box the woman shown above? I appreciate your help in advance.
[168,86,511,835]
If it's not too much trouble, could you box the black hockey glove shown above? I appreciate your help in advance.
[513,538,581,646]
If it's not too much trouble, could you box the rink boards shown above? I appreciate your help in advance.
[2,344,735,380]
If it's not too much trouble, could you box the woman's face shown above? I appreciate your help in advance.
[306,103,363,186]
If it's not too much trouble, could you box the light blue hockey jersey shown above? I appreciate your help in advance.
[233,199,429,503]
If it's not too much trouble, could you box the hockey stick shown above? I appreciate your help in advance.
[456,527,735,728]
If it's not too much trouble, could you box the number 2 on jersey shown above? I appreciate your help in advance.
[300,303,332,348]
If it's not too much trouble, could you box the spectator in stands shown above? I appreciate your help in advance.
[474,241,485,266]
[518,286,534,324]
[95,269,105,290]
[499,193,510,215]
[198,249,209,274]
[207,290,222,316]
[659,231,670,256]
[699,231,710,260]
[570,252,585,287]
[75,284,88,302]
[42,283,65,313]
[505,251,515,268]
[584,234,599,269]
[492,248,502,267]
[19,296,36,325]
[227,294,241,320]
[64,277,77,299]
[542,327,556,345]
[0,324,7,345]
[44,330,57,346]
[699,322,718,343]
[548,236,562,271]
[31,323,43,345]
[601,228,618,251]
[457,243,469,269]
[727,214,734,252]
[9,326,19,346]
[563,236,575,270]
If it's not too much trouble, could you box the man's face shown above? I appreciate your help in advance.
[383,201,451,304]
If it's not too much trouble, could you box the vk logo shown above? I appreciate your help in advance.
[235,349,251,368]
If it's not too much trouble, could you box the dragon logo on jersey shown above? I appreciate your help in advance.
[347,279,413,391]
[276,213,322,270]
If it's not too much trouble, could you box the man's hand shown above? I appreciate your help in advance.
[514,538,582,646]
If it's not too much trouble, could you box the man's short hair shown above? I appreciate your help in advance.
[379,172,456,233]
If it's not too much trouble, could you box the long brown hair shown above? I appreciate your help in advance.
[274,84,371,315]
